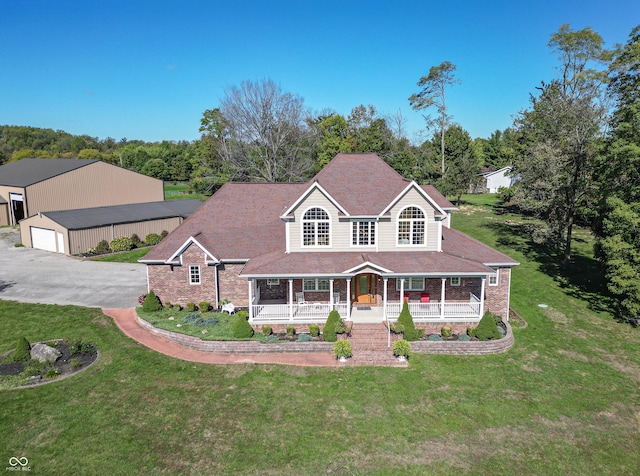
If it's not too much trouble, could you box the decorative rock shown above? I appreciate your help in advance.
[30,343,62,363]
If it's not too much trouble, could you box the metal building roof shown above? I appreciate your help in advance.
[0,158,99,187]
[41,200,202,230]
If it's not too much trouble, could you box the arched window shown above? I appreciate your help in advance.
[302,207,330,246]
[397,206,425,245]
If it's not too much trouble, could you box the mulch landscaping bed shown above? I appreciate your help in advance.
[0,339,98,387]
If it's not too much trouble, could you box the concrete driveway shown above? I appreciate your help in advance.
[0,228,147,309]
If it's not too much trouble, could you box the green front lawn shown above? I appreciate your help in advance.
[1,195,639,474]
[88,247,151,262]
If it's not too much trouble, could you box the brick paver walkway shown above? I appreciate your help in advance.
[103,309,339,367]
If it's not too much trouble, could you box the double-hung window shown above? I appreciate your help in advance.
[398,206,425,245]
[396,278,424,291]
[489,268,499,286]
[302,207,330,247]
[303,278,330,291]
[352,221,376,246]
[189,265,201,285]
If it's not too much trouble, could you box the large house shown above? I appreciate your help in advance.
[143,154,518,325]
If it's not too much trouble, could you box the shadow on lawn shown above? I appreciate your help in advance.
[486,219,615,316]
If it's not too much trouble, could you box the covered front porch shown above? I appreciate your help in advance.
[247,273,485,324]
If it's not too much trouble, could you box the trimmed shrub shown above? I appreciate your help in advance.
[397,301,418,341]
[309,324,320,337]
[70,339,95,355]
[297,333,313,342]
[393,339,411,357]
[160,230,169,239]
[186,302,197,312]
[265,334,278,343]
[172,303,182,311]
[262,325,272,337]
[389,321,405,334]
[163,301,172,310]
[476,311,502,341]
[199,301,211,312]
[427,334,443,341]
[145,233,162,246]
[110,236,134,252]
[286,325,296,337]
[142,290,162,312]
[12,336,31,362]
[333,340,352,359]
[130,234,142,247]
[467,326,477,338]
[322,310,342,342]
[457,333,471,342]
[95,239,110,254]
[232,311,253,338]
[441,325,453,338]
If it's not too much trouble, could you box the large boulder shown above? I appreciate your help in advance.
[30,343,61,363]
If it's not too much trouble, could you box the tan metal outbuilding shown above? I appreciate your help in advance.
[20,200,202,255]
[0,158,164,226]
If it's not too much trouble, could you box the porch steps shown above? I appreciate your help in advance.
[345,323,406,367]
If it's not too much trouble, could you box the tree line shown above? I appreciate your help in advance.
[1,23,639,323]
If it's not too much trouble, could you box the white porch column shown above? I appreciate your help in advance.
[400,278,405,305]
[383,277,388,319]
[288,279,294,321]
[479,277,486,318]
[440,277,446,319]
[248,279,254,322]
[346,278,351,320]
[329,279,334,307]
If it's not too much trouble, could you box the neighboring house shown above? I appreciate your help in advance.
[143,153,518,324]
[19,200,202,255]
[471,166,518,194]
[0,158,164,226]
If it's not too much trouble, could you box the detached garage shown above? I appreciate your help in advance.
[20,200,202,255]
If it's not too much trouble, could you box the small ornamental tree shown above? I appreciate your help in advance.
[476,311,502,341]
[397,301,418,341]
[232,311,254,338]
[12,336,31,362]
[142,290,162,312]
[323,310,342,342]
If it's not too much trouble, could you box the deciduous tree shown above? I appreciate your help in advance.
[409,61,460,178]
[512,24,609,263]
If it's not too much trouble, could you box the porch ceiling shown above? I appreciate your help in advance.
[240,250,494,277]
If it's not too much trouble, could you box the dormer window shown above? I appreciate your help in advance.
[397,206,425,245]
[302,207,330,247]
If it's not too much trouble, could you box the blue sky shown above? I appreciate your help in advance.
[1,0,638,144]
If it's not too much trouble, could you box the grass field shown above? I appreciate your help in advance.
[1,195,639,475]
[164,181,207,202]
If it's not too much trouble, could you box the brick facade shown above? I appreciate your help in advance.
[484,268,511,319]
[218,263,248,306]
[148,243,217,307]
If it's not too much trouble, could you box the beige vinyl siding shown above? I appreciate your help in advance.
[289,188,350,252]
[26,162,163,215]
[68,217,181,255]
[377,186,441,252]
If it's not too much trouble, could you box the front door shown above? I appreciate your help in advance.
[354,273,376,304]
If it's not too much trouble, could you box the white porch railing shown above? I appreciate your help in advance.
[386,293,482,321]
[250,302,348,322]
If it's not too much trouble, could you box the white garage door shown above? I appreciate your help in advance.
[31,227,57,252]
